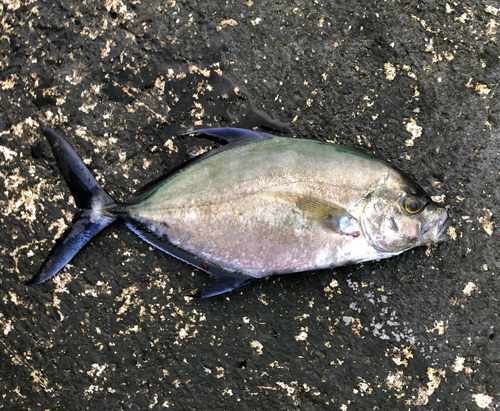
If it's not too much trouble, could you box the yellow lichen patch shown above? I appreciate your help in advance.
[323,278,339,293]
[411,14,440,34]
[101,39,115,59]
[219,19,238,29]
[343,316,363,335]
[105,0,128,14]
[0,74,17,90]
[133,100,169,122]
[409,368,445,405]
[47,218,68,242]
[154,76,165,94]
[79,102,98,113]
[250,340,263,355]
[384,62,396,81]
[402,64,417,80]
[188,65,211,78]
[452,355,465,372]
[65,68,83,85]
[447,225,457,240]
[356,378,373,396]
[472,393,494,410]
[0,314,13,336]
[486,19,498,36]
[276,381,296,397]
[404,118,422,146]
[87,363,108,377]
[163,138,178,155]
[294,327,308,341]
[431,194,445,203]
[0,121,24,137]
[462,282,477,296]
[5,187,39,223]
[477,208,495,235]
[0,145,17,161]
[390,346,414,367]
[425,320,447,335]
[485,5,499,16]
[475,84,491,95]
[116,284,139,316]
[258,293,268,305]
[30,369,50,390]
[174,322,198,345]
[386,370,407,391]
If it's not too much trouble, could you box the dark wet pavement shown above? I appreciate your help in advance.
[0,0,499,409]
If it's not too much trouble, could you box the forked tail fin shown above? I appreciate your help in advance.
[26,128,117,286]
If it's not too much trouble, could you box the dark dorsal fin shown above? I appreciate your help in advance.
[179,127,274,143]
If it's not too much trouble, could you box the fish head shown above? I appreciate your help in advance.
[360,169,449,254]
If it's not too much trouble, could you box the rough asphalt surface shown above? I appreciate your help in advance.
[1,0,499,409]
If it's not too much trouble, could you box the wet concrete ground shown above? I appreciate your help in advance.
[1,0,499,409]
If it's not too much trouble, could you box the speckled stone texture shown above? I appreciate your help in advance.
[1,0,499,409]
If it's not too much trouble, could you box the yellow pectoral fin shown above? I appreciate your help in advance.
[261,192,360,237]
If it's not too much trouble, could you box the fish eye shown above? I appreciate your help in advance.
[403,196,422,214]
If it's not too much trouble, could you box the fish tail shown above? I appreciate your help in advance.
[26,127,117,286]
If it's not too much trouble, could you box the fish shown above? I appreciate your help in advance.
[26,127,449,297]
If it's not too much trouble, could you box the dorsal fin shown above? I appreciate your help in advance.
[179,127,274,143]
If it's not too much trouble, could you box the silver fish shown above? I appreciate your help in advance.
[27,127,449,297]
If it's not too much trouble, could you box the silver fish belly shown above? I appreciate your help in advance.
[28,127,449,297]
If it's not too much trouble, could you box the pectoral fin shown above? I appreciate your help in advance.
[264,192,360,237]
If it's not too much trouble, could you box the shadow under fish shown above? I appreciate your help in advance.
[26,127,449,297]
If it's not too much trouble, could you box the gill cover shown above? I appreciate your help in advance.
[360,171,448,253]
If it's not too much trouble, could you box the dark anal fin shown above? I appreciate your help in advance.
[179,127,274,143]
[26,128,117,286]
[193,276,255,298]
[124,218,255,298]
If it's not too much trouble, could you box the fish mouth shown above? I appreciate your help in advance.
[422,209,450,242]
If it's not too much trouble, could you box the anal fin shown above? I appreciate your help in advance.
[124,218,255,298]
[193,276,255,298]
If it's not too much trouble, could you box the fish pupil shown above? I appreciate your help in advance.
[409,200,419,212]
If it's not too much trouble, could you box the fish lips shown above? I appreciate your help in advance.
[422,209,450,242]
